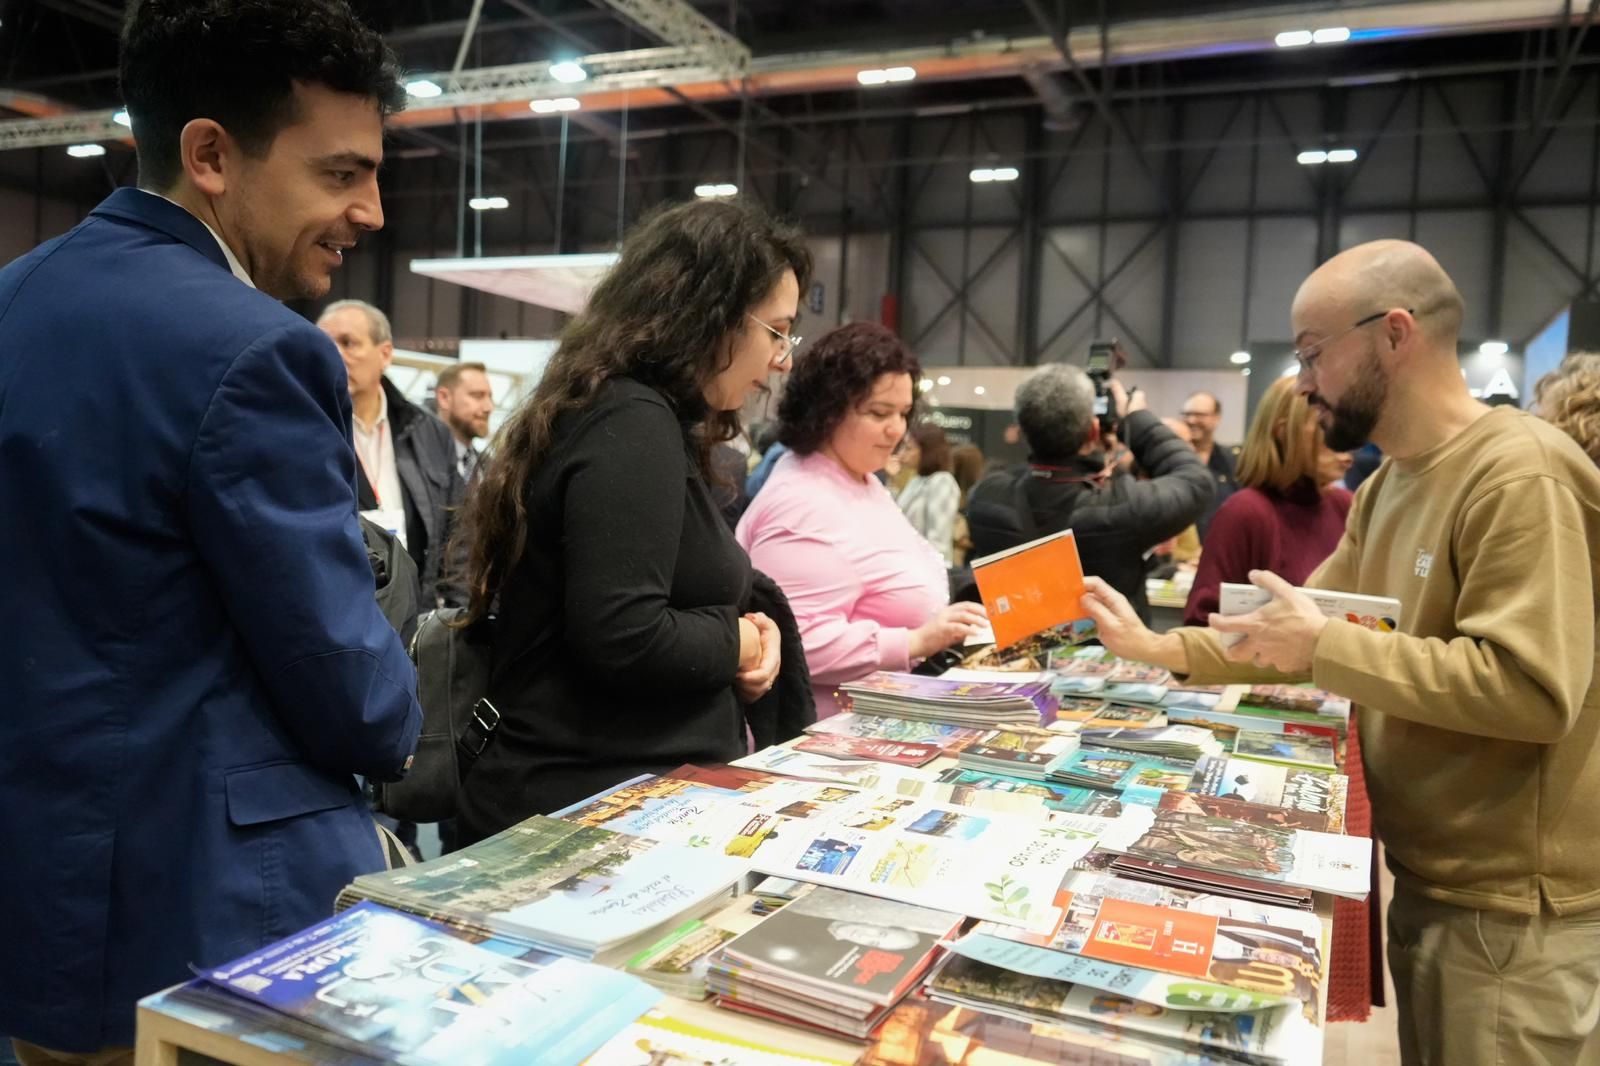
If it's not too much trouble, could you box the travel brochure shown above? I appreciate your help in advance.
[201,902,660,1066]
[339,817,746,961]
[144,638,1372,1066]
[1187,755,1348,834]
[802,713,988,752]
[928,956,1302,1064]
[839,670,1057,728]
[1095,806,1372,899]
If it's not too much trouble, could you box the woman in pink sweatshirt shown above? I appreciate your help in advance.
[736,323,987,717]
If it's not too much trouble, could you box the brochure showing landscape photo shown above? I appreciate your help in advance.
[732,745,940,789]
[942,923,1294,1014]
[928,955,1302,1065]
[203,902,661,1066]
[935,767,1127,817]
[737,804,1112,934]
[556,776,748,837]
[802,713,988,752]
[858,999,1245,1066]
[1096,806,1372,899]
[1188,756,1348,833]
[1047,750,1196,793]
[343,817,745,958]
[1233,729,1339,772]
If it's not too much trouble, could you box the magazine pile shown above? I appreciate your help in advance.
[137,609,1383,1065]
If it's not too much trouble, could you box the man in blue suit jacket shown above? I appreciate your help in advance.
[0,1,422,1058]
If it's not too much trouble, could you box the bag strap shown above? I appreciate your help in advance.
[455,697,502,775]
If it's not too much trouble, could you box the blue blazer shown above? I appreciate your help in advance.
[0,189,423,1050]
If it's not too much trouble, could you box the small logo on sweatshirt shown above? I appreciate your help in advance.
[1414,548,1433,578]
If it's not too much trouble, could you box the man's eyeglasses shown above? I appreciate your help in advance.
[1294,308,1414,373]
[748,313,802,364]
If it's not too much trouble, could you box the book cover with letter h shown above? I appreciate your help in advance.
[971,529,1088,650]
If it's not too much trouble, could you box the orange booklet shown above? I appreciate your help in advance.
[970,529,1088,649]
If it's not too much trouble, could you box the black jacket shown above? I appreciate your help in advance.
[966,410,1213,623]
[744,571,816,748]
[458,379,753,841]
[356,376,467,606]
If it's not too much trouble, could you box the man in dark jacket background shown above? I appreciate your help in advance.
[318,299,466,606]
[966,364,1213,624]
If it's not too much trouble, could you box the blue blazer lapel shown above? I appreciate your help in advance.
[90,187,232,275]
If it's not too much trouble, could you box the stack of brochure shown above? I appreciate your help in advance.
[957,727,1080,780]
[1077,724,1223,764]
[623,919,736,1000]
[707,887,963,1039]
[336,816,745,964]
[196,902,660,1066]
[838,670,1057,728]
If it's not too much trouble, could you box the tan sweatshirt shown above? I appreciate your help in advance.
[1177,407,1600,915]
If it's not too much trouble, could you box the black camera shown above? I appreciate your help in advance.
[1085,340,1126,440]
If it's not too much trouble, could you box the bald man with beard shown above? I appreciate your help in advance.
[1080,240,1600,1065]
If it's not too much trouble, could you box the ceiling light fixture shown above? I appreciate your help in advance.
[468,196,509,210]
[111,109,131,128]
[974,385,987,396]
[857,66,916,86]
[1275,30,1314,47]
[1230,350,1252,365]
[405,79,443,99]
[1313,27,1352,43]
[918,378,934,393]
[694,183,738,198]
[530,97,581,113]
[1297,150,1329,165]
[1479,340,1509,356]
[1326,148,1359,163]
[549,61,588,83]
[936,375,952,386]
[970,167,1020,183]
[66,144,106,158]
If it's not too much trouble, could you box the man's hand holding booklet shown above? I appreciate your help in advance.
[1211,571,1400,673]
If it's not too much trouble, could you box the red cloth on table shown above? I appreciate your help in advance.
[1327,716,1382,1022]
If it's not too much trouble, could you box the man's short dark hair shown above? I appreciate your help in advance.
[119,0,406,191]
[436,362,488,392]
[778,323,921,455]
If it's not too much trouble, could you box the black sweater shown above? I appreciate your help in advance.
[965,410,1214,624]
[456,378,751,842]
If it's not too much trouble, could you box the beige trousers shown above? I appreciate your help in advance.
[1388,876,1600,1066]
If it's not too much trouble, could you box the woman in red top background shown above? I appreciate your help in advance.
[1184,376,1353,627]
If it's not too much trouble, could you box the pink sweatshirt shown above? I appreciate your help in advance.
[736,450,950,717]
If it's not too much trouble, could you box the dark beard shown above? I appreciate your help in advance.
[1313,345,1386,452]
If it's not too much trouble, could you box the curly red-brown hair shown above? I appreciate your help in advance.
[777,322,921,454]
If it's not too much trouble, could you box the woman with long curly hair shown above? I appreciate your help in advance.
[451,198,811,841]
[1536,352,1600,466]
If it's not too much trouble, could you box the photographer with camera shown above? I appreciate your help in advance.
[965,358,1213,625]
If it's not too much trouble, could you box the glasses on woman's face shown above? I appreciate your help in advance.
[1293,307,1414,373]
[747,313,802,365]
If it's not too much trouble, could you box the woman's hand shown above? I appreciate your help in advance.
[909,602,990,661]
[735,612,782,703]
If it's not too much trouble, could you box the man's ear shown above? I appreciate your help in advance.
[379,341,395,372]
[178,118,231,199]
